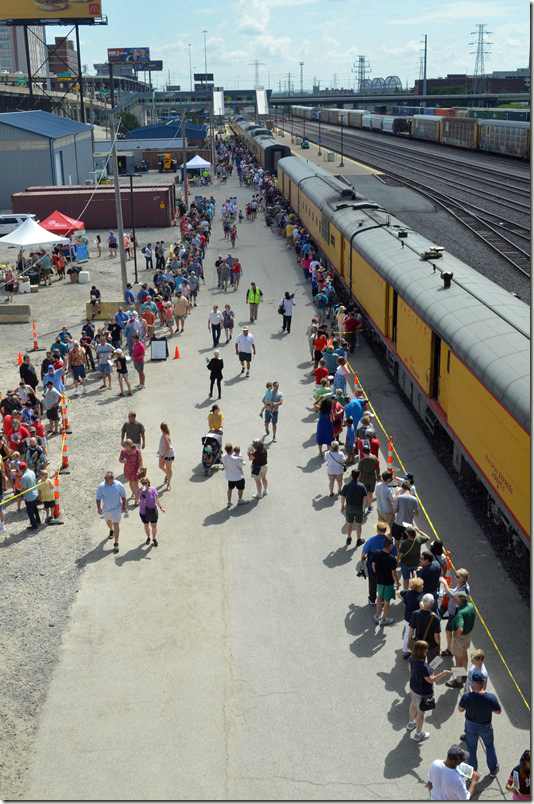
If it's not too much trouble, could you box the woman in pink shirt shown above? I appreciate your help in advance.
[132,334,146,388]
[135,476,165,546]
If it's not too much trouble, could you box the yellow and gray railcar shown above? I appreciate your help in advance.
[277,156,530,556]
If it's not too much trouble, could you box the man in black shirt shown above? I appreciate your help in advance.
[417,551,442,611]
[19,355,39,390]
[0,390,22,417]
[372,536,399,626]
[407,593,441,661]
[340,469,367,547]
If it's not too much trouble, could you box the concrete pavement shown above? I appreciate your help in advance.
[22,168,529,801]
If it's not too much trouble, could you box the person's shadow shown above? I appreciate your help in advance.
[323,545,356,568]
[76,536,116,568]
[115,542,153,565]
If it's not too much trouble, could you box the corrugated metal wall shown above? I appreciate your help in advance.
[0,123,52,210]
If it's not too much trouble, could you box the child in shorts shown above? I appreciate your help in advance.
[38,470,55,523]
[259,382,273,419]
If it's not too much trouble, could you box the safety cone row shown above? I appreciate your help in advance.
[387,436,394,468]
[61,393,71,433]
[32,320,38,351]
[441,551,453,609]
[53,471,61,519]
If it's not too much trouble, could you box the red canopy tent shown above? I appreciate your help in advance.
[39,210,85,236]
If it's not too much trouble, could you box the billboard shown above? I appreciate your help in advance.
[133,60,163,72]
[213,90,225,117]
[256,89,268,116]
[107,48,150,65]
[194,73,214,82]
[0,0,102,22]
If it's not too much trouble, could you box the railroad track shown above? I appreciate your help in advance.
[294,121,531,212]
[287,122,531,277]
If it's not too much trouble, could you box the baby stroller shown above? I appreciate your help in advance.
[201,430,223,476]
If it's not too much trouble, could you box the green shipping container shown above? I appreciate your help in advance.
[467,108,507,120]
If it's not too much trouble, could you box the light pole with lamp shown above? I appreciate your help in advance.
[188,44,192,91]
[339,114,345,167]
[127,173,138,284]
[202,30,208,83]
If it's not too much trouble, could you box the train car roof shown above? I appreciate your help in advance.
[478,119,530,129]
[277,156,530,430]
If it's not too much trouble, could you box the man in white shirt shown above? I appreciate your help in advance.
[208,305,223,347]
[427,744,481,800]
[222,444,248,508]
[375,470,396,526]
[235,326,256,377]
[279,292,296,334]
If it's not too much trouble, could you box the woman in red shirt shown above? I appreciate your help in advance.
[132,335,146,389]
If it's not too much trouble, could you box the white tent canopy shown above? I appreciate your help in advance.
[185,155,211,168]
[0,216,69,248]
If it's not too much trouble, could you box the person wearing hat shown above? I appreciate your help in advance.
[427,744,481,799]
[360,521,397,603]
[235,326,256,377]
[449,591,477,684]
[357,443,380,512]
[41,364,64,394]
[371,535,399,626]
[402,471,417,497]
[458,673,501,776]
[42,381,61,435]
[19,461,41,530]
[0,390,22,418]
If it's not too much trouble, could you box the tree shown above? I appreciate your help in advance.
[115,111,140,138]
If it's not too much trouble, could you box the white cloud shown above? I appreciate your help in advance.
[385,1,508,25]
[380,40,421,57]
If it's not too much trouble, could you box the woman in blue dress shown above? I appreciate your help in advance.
[316,398,334,458]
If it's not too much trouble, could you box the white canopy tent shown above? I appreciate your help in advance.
[185,155,212,169]
[0,216,69,248]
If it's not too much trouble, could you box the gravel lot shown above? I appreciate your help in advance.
[0,171,184,799]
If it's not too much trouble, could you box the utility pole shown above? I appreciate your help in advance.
[108,62,128,294]
[419,34,428,106]
[354,55,370,94]
[470,24,492,95]
[202,30,208,85]
[249,60,265,89]
[188,44,192,91]
[287,71,293,96]
[278,78,281,93]
[299,61,304,94]
[181,112,188,210]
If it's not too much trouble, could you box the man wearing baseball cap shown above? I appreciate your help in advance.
[427,744,481,799]
[458,672,501,777]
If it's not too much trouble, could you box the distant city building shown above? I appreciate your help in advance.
[48,37,78,76]
[0,24,48,77]
[414,73,528,94]
[491,67,530,90]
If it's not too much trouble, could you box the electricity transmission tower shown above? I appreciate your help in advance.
[353,55,370,93]
[470,24,492,94]
[249,60,265,89]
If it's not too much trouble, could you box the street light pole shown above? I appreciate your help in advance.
[128,173,138,284]
[188,44,193,91]
[339,115,345,167]
[202,30,208,85]
[108,61,128,294]
[181,112,188,210]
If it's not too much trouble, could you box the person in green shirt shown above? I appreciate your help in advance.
[398,526,431,589]
[449,592,476,687]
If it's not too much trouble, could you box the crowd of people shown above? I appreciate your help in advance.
[0,131,527,800]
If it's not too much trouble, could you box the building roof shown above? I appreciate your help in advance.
[94,138,185,152]
[125,121,206,140]
[0,110,91,139]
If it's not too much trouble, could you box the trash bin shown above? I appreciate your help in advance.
[28,271,40,286]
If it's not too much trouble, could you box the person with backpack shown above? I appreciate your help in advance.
[142,243,153,270]
[314,289,328,325]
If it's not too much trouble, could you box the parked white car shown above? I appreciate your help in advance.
[0,213,39,236]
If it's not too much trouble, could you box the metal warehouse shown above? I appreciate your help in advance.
[0,111,94,212]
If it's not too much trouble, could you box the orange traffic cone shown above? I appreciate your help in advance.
[61,431,70,470]
[32,320,38,351]
[440,550,452,610]
[387,437,394,469]
[353,372,359,394]
[17,352,23,365]
[61,393,71,433]
[53,471,61,519]
[174,345,181,359]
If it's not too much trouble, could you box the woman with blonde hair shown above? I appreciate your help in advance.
[324,441,347,497]
[335,305,346,337]
[157,422,175,490]
[408,640,452,742]
[398,576,424,657]
[135,476,165,546]
[119,438,143,499]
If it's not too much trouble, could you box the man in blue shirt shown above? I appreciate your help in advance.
[361,521,397,604]
[96,470,127,553]
[124,284,135,306]
[344,395,369,425]
[42,365,64,393]
[114,307,129,329]
[458,674,501,776]
[19,461,41,529]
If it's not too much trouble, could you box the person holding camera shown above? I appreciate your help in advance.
[279,291,296,334]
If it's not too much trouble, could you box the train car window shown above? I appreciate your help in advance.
[330,235,335,246]
[321,213,329,242]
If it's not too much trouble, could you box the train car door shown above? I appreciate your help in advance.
[430,332,441,399]
[386,285,398,344]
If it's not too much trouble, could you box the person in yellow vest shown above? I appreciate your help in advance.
[246,282,263,322]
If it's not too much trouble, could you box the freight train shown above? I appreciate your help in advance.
[274,156,530,556]
[288,105,530,159]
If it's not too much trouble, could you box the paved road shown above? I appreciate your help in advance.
[23,170,529,801]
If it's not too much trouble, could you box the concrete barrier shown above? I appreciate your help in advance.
[85,301,139,320]
[0,304,31,324]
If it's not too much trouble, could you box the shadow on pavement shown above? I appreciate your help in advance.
[312,494,337,511]
[302,433,316,447]
[323,545,356,568]
[194,398,215,409]
[115,543,153,565]
[297,455,321,473]
[383,734,425,781]
[75,536,114,568]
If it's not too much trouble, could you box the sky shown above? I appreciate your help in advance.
[46,0,530,92]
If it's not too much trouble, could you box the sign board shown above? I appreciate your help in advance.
[194,73,213,81]
[256,88,268,116]
[76,243,89,263]
[213,89,224,117]
[99,88,110,94]
[166,85,181,91]
[57,71,72,79]
[17,77,27,86]
[194,83,213,92]
[133,60,163,71]
[107,47,150,65]
[0,0,102,22]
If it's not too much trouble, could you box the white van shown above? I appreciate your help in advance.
[0,213,39,236]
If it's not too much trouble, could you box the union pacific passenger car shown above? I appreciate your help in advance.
[277,156,530,556]
[231,117,291,172]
